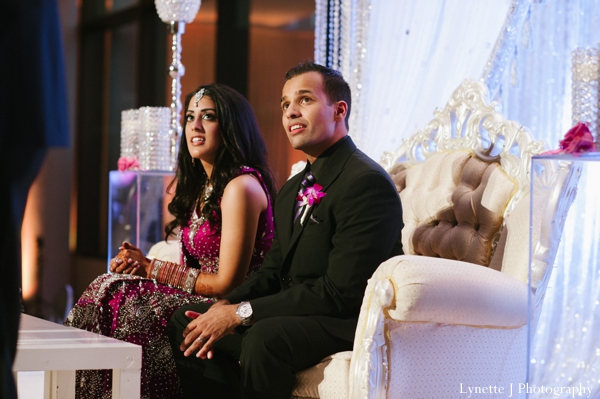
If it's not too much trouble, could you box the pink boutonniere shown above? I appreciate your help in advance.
[118,156,140,171]
[542,122,597,156]
[296,184,326,225]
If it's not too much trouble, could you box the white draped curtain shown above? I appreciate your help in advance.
[508,2,600,396]
[315,0,600,394]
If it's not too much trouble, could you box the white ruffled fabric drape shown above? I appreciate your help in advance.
[315,0,600,395]
[316,0,513,159]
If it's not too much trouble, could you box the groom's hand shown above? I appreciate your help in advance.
[180,300,240,359]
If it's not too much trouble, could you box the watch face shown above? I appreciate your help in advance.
[239,303,252,318]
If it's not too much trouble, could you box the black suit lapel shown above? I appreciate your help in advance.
[280,137,357,263]
[287,206,310,248]
[276,170,304,254]
[310,137,356,193]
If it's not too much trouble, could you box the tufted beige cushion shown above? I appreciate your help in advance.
[397,150,517,267]
[388,162,408,192]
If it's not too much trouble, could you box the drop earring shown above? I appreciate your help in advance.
[192,158,196,166]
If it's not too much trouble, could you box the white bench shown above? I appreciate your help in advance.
[13,313,141,399]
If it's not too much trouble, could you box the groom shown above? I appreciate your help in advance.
[168,61,403,398]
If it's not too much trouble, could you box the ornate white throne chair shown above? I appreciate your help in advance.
[291,79,579,399]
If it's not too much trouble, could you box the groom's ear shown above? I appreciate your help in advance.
[334,101,348,121]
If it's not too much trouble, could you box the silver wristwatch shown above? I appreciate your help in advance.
[236,301,253,326]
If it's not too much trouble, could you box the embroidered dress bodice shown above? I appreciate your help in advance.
[180,166,273,276]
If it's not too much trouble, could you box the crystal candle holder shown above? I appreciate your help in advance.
[572,46,600,142]
[120,109,139,160]
[138,107,171,171]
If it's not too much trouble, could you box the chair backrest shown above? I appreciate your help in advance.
[379,79,545,282]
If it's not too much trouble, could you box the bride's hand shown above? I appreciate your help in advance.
[110,242,151,276]
[110,256,138,274]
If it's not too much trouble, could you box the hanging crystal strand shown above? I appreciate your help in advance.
[339,0,356,78]
[347,0,371,146]
[480,0,529,102]
[572,46,600,141]
[168,21,185,172]
[326,1,335,67]
[314,0,328,65]
[331,0,341,69]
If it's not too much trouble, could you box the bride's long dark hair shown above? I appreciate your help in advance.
[165,83,276,239]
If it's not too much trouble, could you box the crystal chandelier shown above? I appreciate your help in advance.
[154,0,202,170]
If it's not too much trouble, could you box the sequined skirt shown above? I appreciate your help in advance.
[64,273,214,399]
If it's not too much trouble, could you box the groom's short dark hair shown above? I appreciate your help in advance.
[284,61,351,129]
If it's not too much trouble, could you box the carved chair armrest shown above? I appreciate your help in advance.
[348,254,528,398]
[370,254,528,329]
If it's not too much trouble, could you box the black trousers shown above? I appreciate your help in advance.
[168,303,352,399]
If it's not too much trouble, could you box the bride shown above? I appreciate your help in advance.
[65,83,276,399]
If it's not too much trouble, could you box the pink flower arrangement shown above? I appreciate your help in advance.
[117,156,140,171]
[543,122,597,156]
[296,184,326,225]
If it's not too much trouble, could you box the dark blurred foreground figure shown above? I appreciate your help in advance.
[0,1,70,398]
[168,61,404,399]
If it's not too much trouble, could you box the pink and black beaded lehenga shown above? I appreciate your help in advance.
[64,167,274,399]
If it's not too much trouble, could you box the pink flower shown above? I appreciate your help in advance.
[543,122,597,156]
[118,156,140,171]
[296,184,326,225]
[296,184,326,206]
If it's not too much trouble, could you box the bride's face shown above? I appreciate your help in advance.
[185,95,222,165]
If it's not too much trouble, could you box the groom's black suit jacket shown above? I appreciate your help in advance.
[225,136,403,342]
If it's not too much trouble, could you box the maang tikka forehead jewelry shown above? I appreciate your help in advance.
[194,88,205,107]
